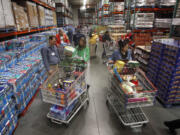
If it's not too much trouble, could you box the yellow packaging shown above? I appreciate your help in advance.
[114,60,125,73]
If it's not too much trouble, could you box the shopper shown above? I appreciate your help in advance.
[164,119,180,135]
[73,35,90,65]
[41,36,60,75]
[73,29,84,47]
[102,31,112,58]
[89,32,98,58]
[67,28,73,43]
[56,28,70,46]
[109,39,132,63]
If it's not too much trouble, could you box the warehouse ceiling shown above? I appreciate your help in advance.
[69,0,98,7]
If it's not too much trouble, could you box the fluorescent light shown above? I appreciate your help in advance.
[80,6,86,10]
[83,0,87,6]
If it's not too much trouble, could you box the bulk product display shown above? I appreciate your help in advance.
[26,1,39,28]
[159,0,176,6]
[41,60,89,125]
[0,30,57,134]
[155,18,172,28]
[106,61,157,130]
[0,0,15,31]
[134,46,151,72]
[134,33,152,46]
[171,0,180,37]
[131,13,154,28]
[0,83,18,135]
[12,2,29,31]
[108,25,126,41]
[147,39,180,107]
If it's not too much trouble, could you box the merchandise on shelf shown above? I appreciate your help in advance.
[159,0,176,6]
[26,1,39,28]
[134,33,152,46]
[0,0,15,29]
[131,13,154,28]
[12,2,29,31]
[155,18,172,28]
[37,5,45,27]
[113,2,124,12]
[131,0,155,7]
[45,9,54,26]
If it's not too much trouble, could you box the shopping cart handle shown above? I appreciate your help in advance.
[113,68,123,83]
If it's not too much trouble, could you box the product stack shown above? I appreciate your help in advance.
[147,39,180,107]
[131,0,156,7]
[0,83,18,135]
[159,0,176,6]
[134,33,152,46]
[131,13,154,28]
[108,25,126,41]
[0,0,15,31]
[172,0,180,37]
[154,18,172,28]
[109,2,124,25]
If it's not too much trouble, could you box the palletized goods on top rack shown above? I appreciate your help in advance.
[131,13,154,28]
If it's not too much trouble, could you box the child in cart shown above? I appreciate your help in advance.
[109,39,132,63]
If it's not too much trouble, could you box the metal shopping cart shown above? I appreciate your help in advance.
[106,63,157,132]
[40,64,89,125]
[102,40,117,64]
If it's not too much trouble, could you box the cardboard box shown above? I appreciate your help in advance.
[53,11,57,26]
[37,5,45,26]
[26,1,39,27]
[12,2,29,31]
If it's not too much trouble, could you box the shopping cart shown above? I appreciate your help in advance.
[106,63,157,132]
[102,40,117,64]
[40,64,89,125]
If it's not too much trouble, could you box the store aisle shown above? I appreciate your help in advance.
[14,42,180,135]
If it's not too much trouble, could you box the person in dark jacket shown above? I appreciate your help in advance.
[164,119,180,135]
[102,31,111,42]
[67,28,73,44]
[41,36,60,75]
[73,29,84,47]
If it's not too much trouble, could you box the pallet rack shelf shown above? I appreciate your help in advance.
[0,26,56,39]
[31,0,55,10]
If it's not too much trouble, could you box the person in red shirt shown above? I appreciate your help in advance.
[56,29,70,46]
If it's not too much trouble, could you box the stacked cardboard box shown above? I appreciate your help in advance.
[0,0,15,29]
[26,1,39,28]
[12,2,29,31]
[53,11,57,26]
[134,33,152,46]
[37,5,45,27]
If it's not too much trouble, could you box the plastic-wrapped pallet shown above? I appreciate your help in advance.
[0,1,5,29]
[132,0,155,7]
[159,0,176,6]
[155,18,172,28]
[37,5,45,27]
[131,13,154,28]
[26,1,39,28]
[1,0,15,29]
[12,2,29,31]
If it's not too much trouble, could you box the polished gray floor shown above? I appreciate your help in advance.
[15,43,180,135]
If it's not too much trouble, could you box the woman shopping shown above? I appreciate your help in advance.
[73,35,90,66]
[109,39,132,63]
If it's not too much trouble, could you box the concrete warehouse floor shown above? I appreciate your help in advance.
[15,42,180,135]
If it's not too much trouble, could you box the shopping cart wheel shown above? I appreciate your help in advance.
[83,100,89,110]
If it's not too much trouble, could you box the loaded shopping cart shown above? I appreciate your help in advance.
[40,64,89,125]
[106,61,157,132]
